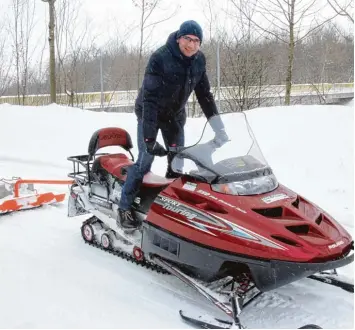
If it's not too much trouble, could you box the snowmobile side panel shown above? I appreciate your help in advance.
[142,222,354,292]
[142,221,275,288]
[133,185,170,214]
[252,251,354,291]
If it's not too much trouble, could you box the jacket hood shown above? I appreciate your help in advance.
[166,31,198,65]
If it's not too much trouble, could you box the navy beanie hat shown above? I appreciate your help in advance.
[177,20,203,43]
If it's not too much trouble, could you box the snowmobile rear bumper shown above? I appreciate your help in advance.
[142,222,354,292]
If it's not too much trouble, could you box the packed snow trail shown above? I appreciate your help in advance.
[0,102,353,328]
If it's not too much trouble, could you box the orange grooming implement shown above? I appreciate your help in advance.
[0,179,74,215]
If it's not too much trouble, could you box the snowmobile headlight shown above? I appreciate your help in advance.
[211,174,278,196]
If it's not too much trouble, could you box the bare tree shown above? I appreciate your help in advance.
[327,0,354,23]
[295,22,353,103]
[102,36,139,109]
[0,18,13,96]
[209,0,273,112]
[219,33,274,111]
[55,0,98,106]
[230,0,339,105]
[30,21,49,99]
[42,0,56,103]
[201,0,219,40]
[8,0,38,105]
[131,0,179,88]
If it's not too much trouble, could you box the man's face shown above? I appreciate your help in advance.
[177,34,201,57]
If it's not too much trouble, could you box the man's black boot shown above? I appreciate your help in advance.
[165,164,182,179]
[117,208,140,230]
[165,170,182,179]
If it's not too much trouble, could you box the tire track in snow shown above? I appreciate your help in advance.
[241,279,353,328]
[1,155,353,328]
[0,154,69,170]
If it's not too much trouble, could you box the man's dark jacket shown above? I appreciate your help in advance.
[135,31,218,142]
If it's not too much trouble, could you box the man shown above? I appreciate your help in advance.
[118,20,228,230]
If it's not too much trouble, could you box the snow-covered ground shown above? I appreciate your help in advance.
[0,101,353,328]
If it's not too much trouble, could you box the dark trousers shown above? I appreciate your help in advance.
[119,118,184,210]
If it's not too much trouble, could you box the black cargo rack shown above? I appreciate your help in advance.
[67,153,109,183]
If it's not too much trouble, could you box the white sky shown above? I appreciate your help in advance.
[81,0,222,48]
[66,0,354,47]
[0,0,353,63]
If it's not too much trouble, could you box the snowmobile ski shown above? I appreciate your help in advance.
[151,255,244,328]
[179,310,233,329]
[298,325,323,329]
[152,256,325,329]
[308,274,354,293]
[179,310,323,329]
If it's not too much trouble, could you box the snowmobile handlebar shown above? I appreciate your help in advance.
[167,146,186,154]
[166,137,228,156]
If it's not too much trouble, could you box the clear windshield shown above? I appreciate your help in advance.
[171,112,278,196]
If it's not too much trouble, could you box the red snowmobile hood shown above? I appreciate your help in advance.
[152,179,353,263]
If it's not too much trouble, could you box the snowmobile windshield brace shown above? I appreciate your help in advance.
[168,145,220,183]
[169,113,279,194]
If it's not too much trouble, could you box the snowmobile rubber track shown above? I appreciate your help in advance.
[81,218,169,275]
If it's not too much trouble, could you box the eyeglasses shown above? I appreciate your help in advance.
[182,35,201,45]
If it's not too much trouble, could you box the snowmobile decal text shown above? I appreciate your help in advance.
[89,196,111,209]
[101,133,122,140]
[156,196,227,228]
[261,193,289,204]
[197,189,247,214]
[182,182,197,191]
[160,197,196,220]
[328,240,344,249]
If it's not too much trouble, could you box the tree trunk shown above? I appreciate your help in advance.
[14,1,21,105]
[137,3,145,89]
[48,0,56,103]
[285,0,296,105]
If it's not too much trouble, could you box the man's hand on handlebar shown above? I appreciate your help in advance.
[209,115,229,147]
[167,145,185,153]
[145,139,168,156]
[213,129,229,147]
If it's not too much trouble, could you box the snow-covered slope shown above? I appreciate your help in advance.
[0,102,353,328]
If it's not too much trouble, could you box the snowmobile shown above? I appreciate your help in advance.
[67,112,353,329]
